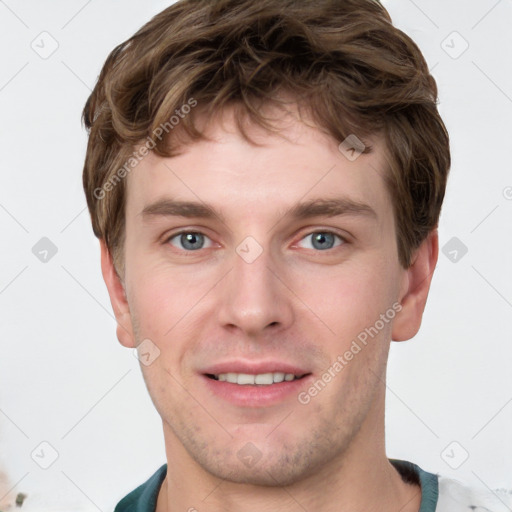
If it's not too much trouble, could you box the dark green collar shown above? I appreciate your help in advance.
[115,459,439,512]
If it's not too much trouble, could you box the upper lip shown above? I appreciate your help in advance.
[201,360,311,376]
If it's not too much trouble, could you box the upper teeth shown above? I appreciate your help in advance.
[215,372,298,385]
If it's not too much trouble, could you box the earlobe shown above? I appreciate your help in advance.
[99,240,136,348]
[391,229,439,342]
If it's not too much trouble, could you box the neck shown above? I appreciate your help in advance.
[156,388,421,512]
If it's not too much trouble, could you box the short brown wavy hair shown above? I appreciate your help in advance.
[82,0,450,278]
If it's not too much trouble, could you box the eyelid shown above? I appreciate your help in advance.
[162,226,213,242]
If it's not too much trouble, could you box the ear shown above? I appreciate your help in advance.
[100,239,136,348]
[392,229,439,342]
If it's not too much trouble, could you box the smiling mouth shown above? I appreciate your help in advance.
[206,372,309,385]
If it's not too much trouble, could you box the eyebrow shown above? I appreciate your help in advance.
[140,197,377,223]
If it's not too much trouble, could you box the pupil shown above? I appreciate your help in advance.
[182,233,203,250]
[313,232,334,250]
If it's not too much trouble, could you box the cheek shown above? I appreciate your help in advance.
[126,255,218,344]
[297,259,396,345]
[126,264,185,340]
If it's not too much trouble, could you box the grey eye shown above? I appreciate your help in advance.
[298,232,344,251]
[169,232,212,251]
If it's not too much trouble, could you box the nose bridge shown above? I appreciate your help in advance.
[216,236,293,334]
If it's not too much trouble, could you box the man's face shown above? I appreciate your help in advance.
[118,106,408,485]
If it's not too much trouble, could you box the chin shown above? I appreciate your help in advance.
[204,457,315,487]
[187,434,336,488]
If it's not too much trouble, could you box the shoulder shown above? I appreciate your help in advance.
[436,474,512,512]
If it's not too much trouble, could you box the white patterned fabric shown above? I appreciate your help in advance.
[437,475,512,512]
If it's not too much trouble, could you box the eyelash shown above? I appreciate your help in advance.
[164,229,348,253]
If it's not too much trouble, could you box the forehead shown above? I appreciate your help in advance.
[125,105,392,228]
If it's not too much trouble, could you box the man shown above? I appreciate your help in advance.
[81,1,505,511]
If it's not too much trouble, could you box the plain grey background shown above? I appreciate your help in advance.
[1,0,511,510]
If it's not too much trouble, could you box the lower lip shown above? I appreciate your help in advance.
[201,375,312,407]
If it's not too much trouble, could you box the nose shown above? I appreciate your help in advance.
[216,239,294,337]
